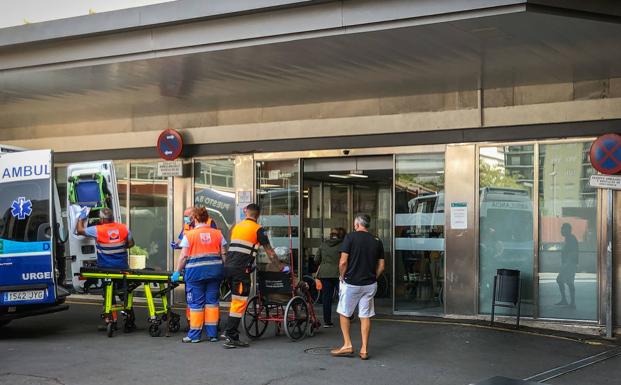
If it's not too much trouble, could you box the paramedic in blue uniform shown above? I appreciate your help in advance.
[171,207,226,343]
[75,207,134,324]
[76,207,134,269]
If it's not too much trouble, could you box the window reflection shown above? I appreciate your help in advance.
[479,145,534,316]
[129,163,168,270]
[538,142,597,320]
[193,160,235,238]
[256,160,299,272]
[395,153,445,313]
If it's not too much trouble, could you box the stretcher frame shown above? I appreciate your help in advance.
[80,267,182,337]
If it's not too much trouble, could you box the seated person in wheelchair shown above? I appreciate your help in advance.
[262,246,297,303]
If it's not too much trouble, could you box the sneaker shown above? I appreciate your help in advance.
[208,337,219,342]
[182,337,201,343]
[555,300,568,306]
[323,323,334,328]
[223,337,249,349]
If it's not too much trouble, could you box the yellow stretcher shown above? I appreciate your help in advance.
[79,267,182,337]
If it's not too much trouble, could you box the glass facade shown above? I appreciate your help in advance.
[479,145,535,315]
[51,136,603,325]
[479,141,598,321]
[256,160,300,271]
[129,163,168,270]
[395,154,445,313]
[538,142,597,320]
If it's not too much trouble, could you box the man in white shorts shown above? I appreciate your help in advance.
[331,214,385,360]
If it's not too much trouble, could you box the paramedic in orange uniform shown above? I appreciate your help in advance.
[222,203,277,348]
[171,207,226,343]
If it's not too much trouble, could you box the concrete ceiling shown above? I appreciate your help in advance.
[1,2,620,129]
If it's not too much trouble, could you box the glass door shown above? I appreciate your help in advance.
[394,154,445,314]
[256,160,300,272]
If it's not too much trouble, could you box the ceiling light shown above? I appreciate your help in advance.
[329,174,350,179]
[348,170,368,178]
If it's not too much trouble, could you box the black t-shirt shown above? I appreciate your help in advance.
[340,231,384,286]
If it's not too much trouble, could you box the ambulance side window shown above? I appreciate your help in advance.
[0,180,49,243]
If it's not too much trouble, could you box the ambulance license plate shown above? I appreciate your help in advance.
[4,290,45,302]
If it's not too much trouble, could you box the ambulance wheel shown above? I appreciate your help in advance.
[284,296,309,342]
[106,323,114,338]
[149,323,161,337]
[243,296,268,340]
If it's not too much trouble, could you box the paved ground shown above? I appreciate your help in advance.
[0,303,618,385]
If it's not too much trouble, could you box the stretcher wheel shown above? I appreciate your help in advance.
[168,314,181,333]
[149,323,161,337]
[106,322,114,338]
[284,296,309,341]
[243,296,269,340]
[123,310,136,333]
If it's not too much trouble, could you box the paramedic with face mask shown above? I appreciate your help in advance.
[171,207,226,343]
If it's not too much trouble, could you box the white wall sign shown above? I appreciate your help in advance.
[589,174,621,190]
[238,190,252,204]
[450,202,468,229]
[157,161,183,177]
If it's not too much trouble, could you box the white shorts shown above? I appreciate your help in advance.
[336,281,377,318]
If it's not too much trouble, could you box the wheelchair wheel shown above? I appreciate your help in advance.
[284,296,309,341]
[243,296,269,340]
[301,275,319,303]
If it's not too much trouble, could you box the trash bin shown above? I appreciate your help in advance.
[495,269,520,304]
[491,269,521,328]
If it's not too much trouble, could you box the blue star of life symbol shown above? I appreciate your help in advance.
[11,197,33,220]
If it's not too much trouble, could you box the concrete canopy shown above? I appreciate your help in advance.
[0,0,620,131]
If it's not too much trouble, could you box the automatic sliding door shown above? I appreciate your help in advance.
[395,154,445,314]
[256,160,300,272]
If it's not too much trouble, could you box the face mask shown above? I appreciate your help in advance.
[183,216,191,225]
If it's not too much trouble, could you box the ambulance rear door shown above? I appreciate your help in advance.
[66,161,121,292]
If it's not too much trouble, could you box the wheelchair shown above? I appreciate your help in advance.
[242,270,320,342]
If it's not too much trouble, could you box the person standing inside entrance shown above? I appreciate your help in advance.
[222,203,277,348]
[331,214,384,360]
[172,207,226,343]
[556,223,579,309]
[314,227,346,328]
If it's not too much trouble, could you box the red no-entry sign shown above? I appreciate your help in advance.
[589,134,621,175]
[156,129,183,161]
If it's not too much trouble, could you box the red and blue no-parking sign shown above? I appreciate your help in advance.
[590,134,621,175]
[156,129,183,161]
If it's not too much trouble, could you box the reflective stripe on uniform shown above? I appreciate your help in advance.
[185,259,223,269]
[227,246,253,254]
[187,253,221,261]
[229,294,248,318]
[189,308,204,330]
[231,239,255,248]
[204,304,219,326]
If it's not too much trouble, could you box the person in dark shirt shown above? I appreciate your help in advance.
[556,223,579,308]
[331,214,385,361]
